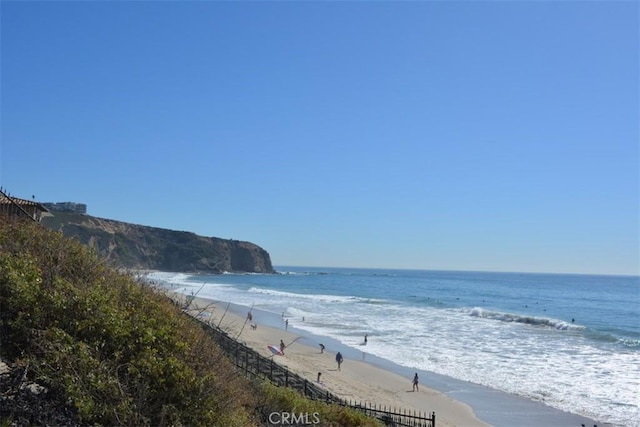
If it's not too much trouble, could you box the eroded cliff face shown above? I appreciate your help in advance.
[43,213,275,273]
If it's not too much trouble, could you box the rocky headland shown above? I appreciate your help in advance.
[43,212,274,273]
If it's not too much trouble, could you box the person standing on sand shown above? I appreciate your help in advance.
[280,339,286,355]
[412,373,419,392]
[285,319,289,330]
[336,352,344,371]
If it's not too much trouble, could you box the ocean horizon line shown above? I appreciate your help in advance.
[271,265,640,279]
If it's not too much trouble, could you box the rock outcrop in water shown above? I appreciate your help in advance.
[43,212,275,273]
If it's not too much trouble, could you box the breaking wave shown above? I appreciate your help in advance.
[247,287,386,304]
[468,307,584,330]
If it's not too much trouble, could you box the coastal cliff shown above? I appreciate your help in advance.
[42,212,275,273]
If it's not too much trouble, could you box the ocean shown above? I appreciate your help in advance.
[149,267,639,427]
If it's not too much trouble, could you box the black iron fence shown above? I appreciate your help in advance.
[195,315,435,427]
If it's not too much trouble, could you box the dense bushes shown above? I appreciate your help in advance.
[0,220,257,425]
[0,220,380,426]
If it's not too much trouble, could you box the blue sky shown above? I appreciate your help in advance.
[1,1,638,275]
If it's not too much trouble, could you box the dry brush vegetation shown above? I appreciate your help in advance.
[0,220,379,426]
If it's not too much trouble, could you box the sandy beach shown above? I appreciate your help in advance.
[173,292,490,427]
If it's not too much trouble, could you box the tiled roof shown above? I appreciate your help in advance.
[0,195,50,211]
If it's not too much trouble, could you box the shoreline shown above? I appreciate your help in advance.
[174,291,487,427]
[166,288,603,427]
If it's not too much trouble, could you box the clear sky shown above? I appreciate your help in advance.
[1,1,638,275]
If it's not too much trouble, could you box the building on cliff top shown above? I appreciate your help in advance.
[42,201,87,214]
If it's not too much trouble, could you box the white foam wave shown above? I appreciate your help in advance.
[145,271,193,286]
[275,270,311,276]
[222,271,263,275]
[147,271,639,427]
[287,303,639,427]
[285,307,312,319]
[247,287,380,304]
[619,338,640,348]
[145,271,237,293]
[468,307,584,330]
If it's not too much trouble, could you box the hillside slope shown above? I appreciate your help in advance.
[43,213,274,273]
[0,220,378,426]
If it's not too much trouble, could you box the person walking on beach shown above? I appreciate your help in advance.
[319,343,325,353]
[412,373,419,392]
[336,352,344,371]
[280,339,286,355]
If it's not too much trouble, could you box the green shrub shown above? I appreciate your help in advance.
[0,220,381,426]
[0,221,258,426]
